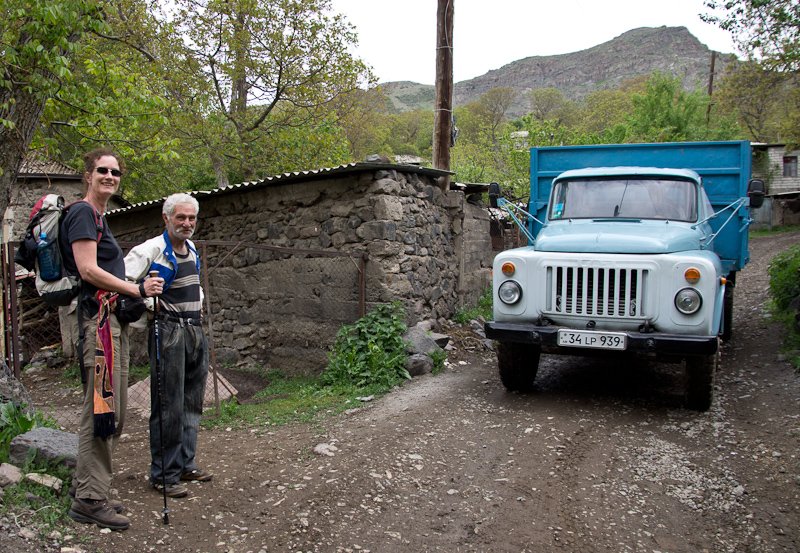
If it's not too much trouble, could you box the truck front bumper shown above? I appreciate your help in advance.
[484,321,719,357]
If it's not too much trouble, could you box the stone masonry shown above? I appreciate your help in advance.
[108,163,492,374]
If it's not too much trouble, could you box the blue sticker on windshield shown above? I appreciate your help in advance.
[552,203,564,218]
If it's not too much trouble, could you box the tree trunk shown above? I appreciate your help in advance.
[210,150,230,189]
[0,82,48,218]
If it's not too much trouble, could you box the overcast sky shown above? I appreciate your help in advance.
[327,0,739,85]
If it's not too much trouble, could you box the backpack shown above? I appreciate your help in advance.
[14,194,103,307]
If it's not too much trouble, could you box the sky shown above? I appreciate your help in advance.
[327,0,739,85]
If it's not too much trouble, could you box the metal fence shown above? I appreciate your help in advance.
[1,240,366,433]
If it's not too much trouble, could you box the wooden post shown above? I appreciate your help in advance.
[433,0,454,193]
[706,51,717,127]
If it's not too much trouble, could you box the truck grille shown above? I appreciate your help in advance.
[545,265,649,318]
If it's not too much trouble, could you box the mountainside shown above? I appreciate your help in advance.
[384,26,734,120]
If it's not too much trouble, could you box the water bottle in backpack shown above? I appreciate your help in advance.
[37,231,62,281]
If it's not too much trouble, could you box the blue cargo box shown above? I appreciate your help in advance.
[529,141,753,273]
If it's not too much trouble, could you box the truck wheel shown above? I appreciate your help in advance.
[497,342,540,392]
[721,282,734,342]
[684,351,718,411]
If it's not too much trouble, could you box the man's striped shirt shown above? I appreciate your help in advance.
[160,250,202,319]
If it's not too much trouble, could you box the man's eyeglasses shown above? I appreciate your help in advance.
[96,167,122,177]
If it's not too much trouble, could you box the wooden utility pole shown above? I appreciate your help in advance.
[433,0,454,192]
[706,51,717,127]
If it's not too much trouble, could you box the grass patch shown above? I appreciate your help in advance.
[201,370,393,431]
[0,454,74,537]
[203,303,418,432]
[750,224,800,238]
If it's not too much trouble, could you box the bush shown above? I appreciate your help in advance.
[768,244,800,311]
[322,302,411,389]
[453,289,493,325]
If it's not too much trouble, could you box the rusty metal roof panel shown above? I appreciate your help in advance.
[18,155,80,178]
[107,162,452,216]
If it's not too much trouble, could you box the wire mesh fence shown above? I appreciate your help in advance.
[2,240,365,433]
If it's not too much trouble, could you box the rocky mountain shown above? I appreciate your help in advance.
[383,26,734,120]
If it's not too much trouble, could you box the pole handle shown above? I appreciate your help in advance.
[149,271,160,310]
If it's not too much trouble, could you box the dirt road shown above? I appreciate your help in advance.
[6,231,800,552]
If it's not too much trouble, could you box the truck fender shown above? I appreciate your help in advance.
[711,280,725,337]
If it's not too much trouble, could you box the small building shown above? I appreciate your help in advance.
[106,160,493,373]
[750,144,800,230]
[752,143,800,194]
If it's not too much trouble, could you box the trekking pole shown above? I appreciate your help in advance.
[150,270,170,525]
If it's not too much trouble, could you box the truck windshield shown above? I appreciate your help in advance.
[549,178,697,222]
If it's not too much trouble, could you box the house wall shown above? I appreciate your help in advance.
[757,147,800,194]
[108,167,493,372]
[5,178,83,243]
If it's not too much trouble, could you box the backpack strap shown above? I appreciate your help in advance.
[64,199,104,243]
[65,200,104,383]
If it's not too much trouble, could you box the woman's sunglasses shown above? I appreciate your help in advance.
[96,167,122,177]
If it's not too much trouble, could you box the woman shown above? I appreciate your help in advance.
[60,148,163,531]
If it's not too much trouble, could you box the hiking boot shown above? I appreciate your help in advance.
[69,486,124,513]
[68,498,130,531]
[153,481,188,498]
[180,469,213,482]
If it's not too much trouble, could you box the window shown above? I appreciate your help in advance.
[784,156,798,177]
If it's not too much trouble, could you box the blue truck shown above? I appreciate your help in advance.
[484,141,765,410]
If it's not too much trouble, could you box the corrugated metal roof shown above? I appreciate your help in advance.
[19,155,80,178]
[107,162,453,216]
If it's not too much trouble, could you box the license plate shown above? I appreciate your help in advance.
[557,330,627,350]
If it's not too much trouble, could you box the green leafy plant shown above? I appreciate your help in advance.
[322,302,411,389]
[766,242,800,370]
[430,348,448,375]
[0,402,46,448]
[767,244,800,311]
[453,289,493,324]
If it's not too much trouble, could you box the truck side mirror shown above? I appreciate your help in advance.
[747,178,765,209]
[489,182,501,209]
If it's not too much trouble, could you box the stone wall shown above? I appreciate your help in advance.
[108,165,493,373]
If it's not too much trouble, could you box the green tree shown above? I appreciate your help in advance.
[703,0,800,73]
[622,72,740,142]
[526,88,579,128]
[0,0,108,215]
[577,88,634,135]
[714,60,788,142]
[385,110,434,158]
[474,87,518,142]
[162,0,373,188]
[336,86,393,161]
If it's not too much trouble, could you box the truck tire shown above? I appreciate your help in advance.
[721,279,735,342]
[684,351,718,411]
[497,342,540,392]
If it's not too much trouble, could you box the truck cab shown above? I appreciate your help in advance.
[485,142,764,410]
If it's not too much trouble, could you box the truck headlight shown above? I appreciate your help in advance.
[498,280,522,305]
[674,288,702,314]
